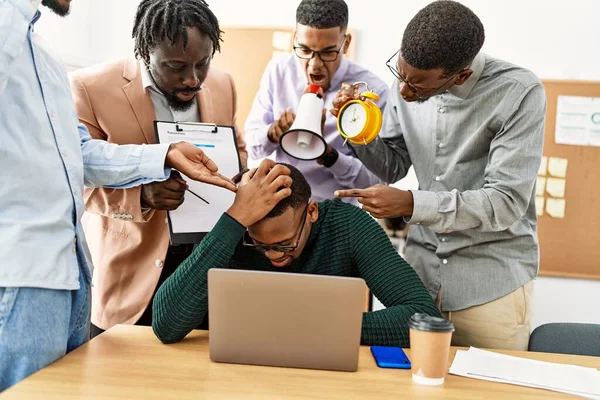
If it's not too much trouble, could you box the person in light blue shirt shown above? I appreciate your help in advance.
[0,0,236,391]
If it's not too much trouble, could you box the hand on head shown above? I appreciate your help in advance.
[227,159,293,227]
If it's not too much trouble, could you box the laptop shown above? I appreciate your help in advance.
[208,269,366,372]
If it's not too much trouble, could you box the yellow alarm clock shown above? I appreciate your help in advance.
[336,82,382,145]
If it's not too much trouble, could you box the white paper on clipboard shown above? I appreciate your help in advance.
[154,121,241,243]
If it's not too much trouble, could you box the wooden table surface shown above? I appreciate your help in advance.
[3,325,599,399]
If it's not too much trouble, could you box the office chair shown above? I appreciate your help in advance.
[528,323,600,357]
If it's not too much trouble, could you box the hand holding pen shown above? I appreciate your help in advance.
[174,171,210,204]
[141,171,188,210]
[157,168,253,207]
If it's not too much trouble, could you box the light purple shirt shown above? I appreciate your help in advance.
[245,55,389,201]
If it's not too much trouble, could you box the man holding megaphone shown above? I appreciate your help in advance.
[245,0,389,203]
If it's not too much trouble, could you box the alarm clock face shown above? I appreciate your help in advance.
[339,103,367,138]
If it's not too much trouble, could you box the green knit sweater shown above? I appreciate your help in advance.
[153,199,441,346]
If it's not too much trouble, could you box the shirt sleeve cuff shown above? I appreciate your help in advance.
[139,144,171,180]
[327,151,356,176]
[214,213,247,246]
[405,190,439,225]
[259,126,280,154]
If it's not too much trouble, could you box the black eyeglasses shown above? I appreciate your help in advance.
[243,205,309,253]
[294,35,347,62]
[386,49,460,100]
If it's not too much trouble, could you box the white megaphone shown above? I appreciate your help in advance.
[280,84,327,160]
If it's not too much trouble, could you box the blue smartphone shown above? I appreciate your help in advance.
[370,346,411,369]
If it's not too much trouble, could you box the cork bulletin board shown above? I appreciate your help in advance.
[537,80,600,279]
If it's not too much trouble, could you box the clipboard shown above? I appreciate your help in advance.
[154,120,242,244]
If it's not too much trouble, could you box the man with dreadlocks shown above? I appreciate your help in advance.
[245,0,387,204]
[69,0,247,339]
[0,0,236,391]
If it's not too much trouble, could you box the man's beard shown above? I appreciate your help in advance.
[163,89,200,112]
[41,0,70,16]
[147,64,200,112]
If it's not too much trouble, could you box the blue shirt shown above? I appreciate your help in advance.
[0,0,170,289]
[245,55,389,202]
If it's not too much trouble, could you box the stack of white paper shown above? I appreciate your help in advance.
[449,347,600,399]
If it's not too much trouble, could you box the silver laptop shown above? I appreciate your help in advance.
[208,269,366,372]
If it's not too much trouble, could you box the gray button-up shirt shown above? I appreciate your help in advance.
[353,53,546,311]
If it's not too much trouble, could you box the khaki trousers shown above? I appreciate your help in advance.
[439,280,534,351]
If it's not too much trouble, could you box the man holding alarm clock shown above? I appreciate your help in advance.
[336,1,545,351]
[245,0,388,203]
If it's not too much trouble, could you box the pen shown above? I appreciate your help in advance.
[232,167,250,184]
[186,188,209,204]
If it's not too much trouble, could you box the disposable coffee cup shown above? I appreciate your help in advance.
[408,313,455,386]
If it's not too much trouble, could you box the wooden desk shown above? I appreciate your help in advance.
[4,325,599,399]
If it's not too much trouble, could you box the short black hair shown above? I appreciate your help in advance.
[296,0,348,29]
[133,0,223,63]
[401,0,484,76]
[266,163,312,219]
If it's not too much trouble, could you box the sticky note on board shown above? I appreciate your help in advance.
[535,196,544,216]
[272,31,292,51]
[546,198,566,218]
[546,178,566,198]
[536,177,546,196]
[548,157,568,178]
[538,156,548,176]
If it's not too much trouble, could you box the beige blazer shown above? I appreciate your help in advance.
[70,57,247,330]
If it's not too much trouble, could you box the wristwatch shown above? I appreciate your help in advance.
[317,146,339,168]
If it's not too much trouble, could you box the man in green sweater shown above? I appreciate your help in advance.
[152,160,441,346]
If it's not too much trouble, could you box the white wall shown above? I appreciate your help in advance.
[39,0,600,80]
[36,0,600,329]
[533,277,600,328]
